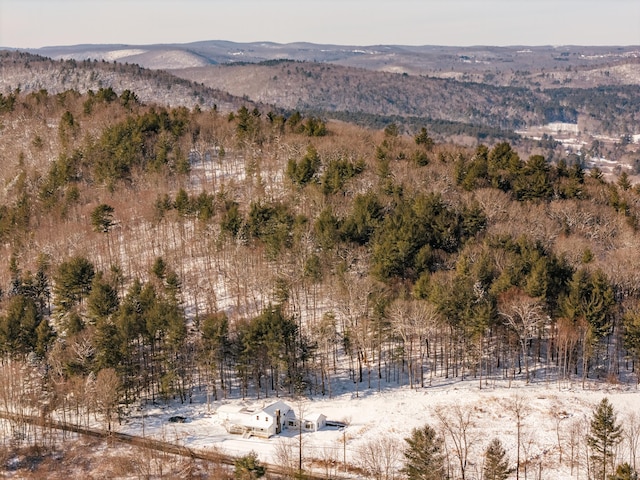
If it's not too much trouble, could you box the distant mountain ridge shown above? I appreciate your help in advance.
[22,40,640,81]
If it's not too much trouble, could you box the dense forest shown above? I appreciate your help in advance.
[1,86,640,476]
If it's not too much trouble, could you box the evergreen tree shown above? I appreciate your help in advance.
[234,451,265,479]
[221,200,244,238]
[303,116,327,136]
[164,269,182,305]
[0,294,40,357]
[94,319,122,370]
[487,141,523,192]
[314,207,341,251]
[340,192,383,245]
[484,438,510,480]
[240,305,300,394]
[33,263,51,316]
[609,463,638,480]
[151,256,167,280]
[286,145,321,186]
[65,311,85,335]
[513,154,553,201]
[119,89,139,109]
[35,319,55,358]
[54,256,95,311]
[174,188,191,215]
[414,127,434,149]
[402,424,446,480]
[560,268,615,339]
[623,309,640,383]
[618,172,632,191]
[588,398,623,480]
[90,203,114,233]
[321,157,364,195]
[87,272,119,322]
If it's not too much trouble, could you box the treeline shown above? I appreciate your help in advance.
[322,110,522,142]
[1,90,640,434]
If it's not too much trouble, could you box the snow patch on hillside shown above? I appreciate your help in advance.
[126,50,211,70]
[55,49,148,62]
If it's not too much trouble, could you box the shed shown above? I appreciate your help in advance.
[301,413,327,432]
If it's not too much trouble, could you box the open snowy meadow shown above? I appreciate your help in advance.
[117,374,639,479]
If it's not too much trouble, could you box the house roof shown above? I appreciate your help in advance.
[217,404,246,415]
[303,412,326,423]
[262,400,293,417]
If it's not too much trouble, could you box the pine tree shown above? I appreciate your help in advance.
[402,424,446,480]
[54,256,95,311]
[94,319,122,370]
[35,319,55,358]
[609,463,638,480]
[90,203,114,233]
[234,451,265,479]
[0,294,40,356]
[414,127,434,150]
[623,310,640,384]
[87,272,119,322]
[588,398,623,480]
[484,438,509,480]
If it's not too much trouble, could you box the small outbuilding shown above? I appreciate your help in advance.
[300,413,327,432]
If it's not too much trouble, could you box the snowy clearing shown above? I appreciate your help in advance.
[117,376,640,479]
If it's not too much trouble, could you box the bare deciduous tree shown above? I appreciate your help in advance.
[506,394,529,480]
[334,273,376,392]
[499,288,545,382]
[625,412,640,472]
[95,367,122,432]
[356,436,401,480]
[433,404,477,480]
[274,438,298,479]
[390,299,438,389]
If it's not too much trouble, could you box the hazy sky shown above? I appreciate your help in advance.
[1,0,639,48]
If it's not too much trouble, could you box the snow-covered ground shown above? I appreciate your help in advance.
[117,376,640,479]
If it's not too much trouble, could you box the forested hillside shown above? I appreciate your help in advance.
[1,86,640,476]
[175,60,640,134]
[0,50,245,111]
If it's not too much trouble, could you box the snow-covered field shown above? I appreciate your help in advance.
[118,376,640,479]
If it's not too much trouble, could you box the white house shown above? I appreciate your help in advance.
[217,401,327,438]
[217,400,295,438]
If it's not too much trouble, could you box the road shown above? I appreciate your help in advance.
[0,410,351,479]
